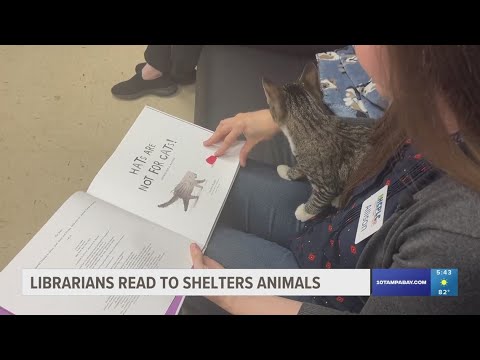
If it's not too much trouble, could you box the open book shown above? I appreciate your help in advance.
[0,106,242,315]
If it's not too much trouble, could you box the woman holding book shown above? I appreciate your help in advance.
[184,45,480,315]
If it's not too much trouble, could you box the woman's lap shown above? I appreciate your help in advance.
[205,159,311,269]
[218,160,310,247]
[205,226,300,269]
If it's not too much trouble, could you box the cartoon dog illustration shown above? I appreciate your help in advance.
[321,78,337,90]
[345,55,358,64]
[158,171,206,212]
[344,87,368,118]
[360,81,376,96]
[316,52,341,61]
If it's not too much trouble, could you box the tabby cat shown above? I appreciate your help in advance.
[262,63,373,222]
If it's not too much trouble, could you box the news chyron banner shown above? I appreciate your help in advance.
[21,268,458,297]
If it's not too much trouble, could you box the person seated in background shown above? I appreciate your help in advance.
[111,45,336,100]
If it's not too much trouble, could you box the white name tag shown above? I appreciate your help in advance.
[355,185,388,244]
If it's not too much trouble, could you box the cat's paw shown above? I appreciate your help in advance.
[277,165,291,180]
[295,203,316,222]
[331,196,341,209]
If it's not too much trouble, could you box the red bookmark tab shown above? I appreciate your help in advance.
[206,155,217,165]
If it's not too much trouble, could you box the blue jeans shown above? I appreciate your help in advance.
[180,160,312,314]
[207,160,310,267]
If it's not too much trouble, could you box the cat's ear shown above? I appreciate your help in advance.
[262,77,285,119]
[262,77,281,105]
[299,62,323,100]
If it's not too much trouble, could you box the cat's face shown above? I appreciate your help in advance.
[262,63,325,126]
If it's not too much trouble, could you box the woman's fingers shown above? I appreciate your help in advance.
[214,128,243,157]
[239,140,257,167]
[190,243,206,269]
[203,119,232,146]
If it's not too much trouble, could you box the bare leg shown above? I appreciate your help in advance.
[141,63,163,80]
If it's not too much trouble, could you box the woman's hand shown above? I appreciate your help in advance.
[190,243,224,270]
[189,243,303,315]
[203,109,279,167]
[189,243,232,311]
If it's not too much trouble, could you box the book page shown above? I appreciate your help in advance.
[0,191,193,315]
[88,106,241,247]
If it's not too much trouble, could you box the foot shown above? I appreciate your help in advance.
[111,71,177,100]
[277,165,291,180]
[295,203,316,222]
